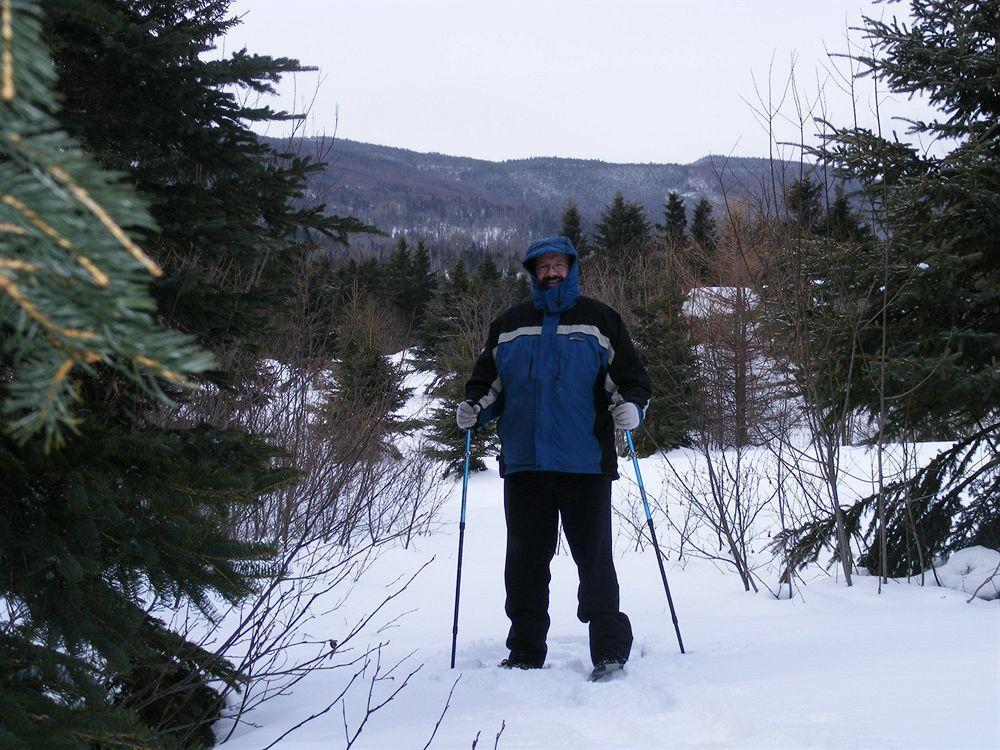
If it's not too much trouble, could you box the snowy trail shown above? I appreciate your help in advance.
[222,464,1000,750]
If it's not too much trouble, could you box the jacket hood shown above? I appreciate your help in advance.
[522,236,580,314]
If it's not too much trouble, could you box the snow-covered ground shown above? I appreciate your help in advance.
[219,360,1000,750]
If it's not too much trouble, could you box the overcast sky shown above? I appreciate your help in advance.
[224,0,936,164]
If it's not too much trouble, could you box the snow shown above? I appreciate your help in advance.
[682,286,759,319]
[217,359,1000,750]
[934,547,1000,601]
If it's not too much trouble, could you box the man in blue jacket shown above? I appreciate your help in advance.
[457,236,651,674]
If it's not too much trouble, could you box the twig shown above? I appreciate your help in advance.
[493,719,506,750]
[966,558,1000,603]
[257,665,363,750]
[421,675,461,749]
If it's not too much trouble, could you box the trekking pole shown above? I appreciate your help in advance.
[450,428,473,668]
[625,429,686,654]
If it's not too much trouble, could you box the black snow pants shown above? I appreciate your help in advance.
[503,470,632,666]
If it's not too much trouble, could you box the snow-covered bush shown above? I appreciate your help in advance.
[932,547,1000,601]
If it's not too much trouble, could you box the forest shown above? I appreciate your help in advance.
[0,1,996,748]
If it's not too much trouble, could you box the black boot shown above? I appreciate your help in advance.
[498,651,544,670]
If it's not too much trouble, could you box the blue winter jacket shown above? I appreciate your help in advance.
[464,237,651,478]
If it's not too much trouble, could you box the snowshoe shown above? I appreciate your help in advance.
[588,659,626,682]
[498,653,544,670]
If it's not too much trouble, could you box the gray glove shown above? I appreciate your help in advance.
[610,401,640,430]
[455,400,480,429]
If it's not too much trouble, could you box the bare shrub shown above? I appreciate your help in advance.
[140,248,447,742]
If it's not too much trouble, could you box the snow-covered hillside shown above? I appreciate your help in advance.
[218,358,1000,750]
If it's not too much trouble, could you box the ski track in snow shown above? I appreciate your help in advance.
[220,361,1000,750]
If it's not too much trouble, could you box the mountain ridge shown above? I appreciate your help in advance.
[280,137,800,259]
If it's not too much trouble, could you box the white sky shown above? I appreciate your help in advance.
[224,0,938,164]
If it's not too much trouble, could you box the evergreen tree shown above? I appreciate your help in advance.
[0,3,210,448]
[514,270,531,301]
[689,197,717,251]
[629,287,697,456]
[448,256,470,295]
[43,0,373,355]
[0,6,273,748]
[559,199,587,254]
[477,252,501,283]
[1,2,370,746]
[502,263,532,303]
[414,256,471,370]
[779,0,1000,578]
[786,177,824,233]
[386,235,412,310]
[819,187,868,242]
[406,239,438,331]
[594,192,650,258]
[422,373,494,476]
[810,0,1000,436]
[322,289,416,462]
[656,191,687,244]
[351,256,383,299]
[383,234,440,339]
[419,269,505,474]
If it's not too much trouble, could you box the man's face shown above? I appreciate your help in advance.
[534,252,570,288]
